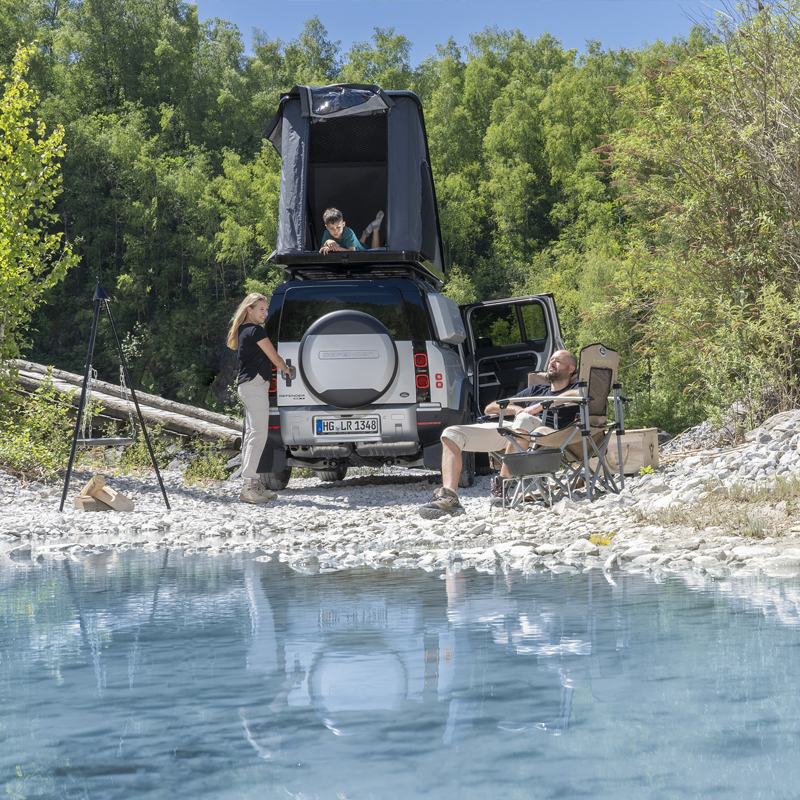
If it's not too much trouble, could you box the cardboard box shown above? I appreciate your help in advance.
[604,428,660,474]
[90,483,135,512]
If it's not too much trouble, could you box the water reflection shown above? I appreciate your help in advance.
[2,551,800,799]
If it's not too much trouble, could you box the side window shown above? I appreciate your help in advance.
[520,304,546,341]
[469,306,524,347]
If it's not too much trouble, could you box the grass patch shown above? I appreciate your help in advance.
[632,475,800,539]
[118,423,174,470]
[182,440,230,483]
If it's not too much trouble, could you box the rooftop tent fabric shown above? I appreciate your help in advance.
[303,85,392,118]
[264,84,444,271]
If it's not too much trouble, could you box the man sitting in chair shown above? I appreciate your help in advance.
[419,350,580,519]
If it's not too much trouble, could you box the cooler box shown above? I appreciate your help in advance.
[605,428,659,474]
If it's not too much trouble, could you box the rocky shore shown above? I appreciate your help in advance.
[3,409,800,580]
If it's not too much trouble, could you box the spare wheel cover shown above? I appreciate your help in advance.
[299,310,398,408]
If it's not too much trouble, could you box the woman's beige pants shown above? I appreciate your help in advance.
[237,375,270,480]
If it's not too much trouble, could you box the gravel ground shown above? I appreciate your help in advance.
[4,410,800,582]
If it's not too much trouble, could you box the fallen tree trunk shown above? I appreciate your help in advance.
[11,362,243,449]
[11,359,242,430]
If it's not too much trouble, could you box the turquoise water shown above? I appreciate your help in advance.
[2,550,800,799]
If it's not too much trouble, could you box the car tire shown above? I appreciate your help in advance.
[458,450,475,488]
[318,466,348,482]
[475,453,493,476]
[260,467,292,491]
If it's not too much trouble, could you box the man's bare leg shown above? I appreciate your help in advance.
[441,437,463,493]
[498,435,529,479]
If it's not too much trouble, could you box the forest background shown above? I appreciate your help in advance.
[3,0,800,436]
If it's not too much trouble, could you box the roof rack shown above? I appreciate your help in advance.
[268,250,444,287]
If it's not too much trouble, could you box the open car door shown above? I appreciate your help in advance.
[461,294,565,418]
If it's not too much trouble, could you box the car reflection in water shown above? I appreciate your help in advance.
[240,559,631,762]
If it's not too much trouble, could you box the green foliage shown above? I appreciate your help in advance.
[8,0,794,436]
[0,42,77,368]
[442,264,477,305]
[610,2,800,426]
[182,439,230,483]
[0,372,74,481]
[119,423,172,470]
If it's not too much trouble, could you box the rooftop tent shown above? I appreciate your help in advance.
[264,84,445,277]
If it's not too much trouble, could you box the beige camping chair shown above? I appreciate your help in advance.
[494,343,627,504]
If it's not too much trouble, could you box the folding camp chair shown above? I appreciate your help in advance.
[493,344,628,505]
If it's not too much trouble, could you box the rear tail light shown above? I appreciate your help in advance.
[269,365,278,395]
[413,342,431,402]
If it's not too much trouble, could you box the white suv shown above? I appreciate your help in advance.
[258,275,564,488]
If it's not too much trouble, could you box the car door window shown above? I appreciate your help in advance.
[464,299,553,412]
[520,303,546,341]
[469,306,524,347]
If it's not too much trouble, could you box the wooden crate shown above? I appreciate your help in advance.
[603,428,660,474]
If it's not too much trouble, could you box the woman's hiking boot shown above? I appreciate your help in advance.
[419,487,465,519]
[239,479,278,504]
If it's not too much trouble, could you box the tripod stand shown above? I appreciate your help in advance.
[59,282,170,511]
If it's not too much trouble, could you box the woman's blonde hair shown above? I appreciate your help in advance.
[227,293,269,350]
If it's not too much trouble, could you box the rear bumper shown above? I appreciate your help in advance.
[279,405,419,447]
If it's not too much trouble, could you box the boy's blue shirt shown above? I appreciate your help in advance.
[321,226,365,251]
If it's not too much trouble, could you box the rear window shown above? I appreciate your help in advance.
[277,284,430,342]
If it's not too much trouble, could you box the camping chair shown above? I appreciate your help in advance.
[494,344,628,504]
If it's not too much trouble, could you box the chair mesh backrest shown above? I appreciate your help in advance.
[578,344,619,423]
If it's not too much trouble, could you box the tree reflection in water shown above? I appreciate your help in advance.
[1,551,800,799]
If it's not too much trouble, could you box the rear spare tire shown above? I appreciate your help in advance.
[299,310,397,409]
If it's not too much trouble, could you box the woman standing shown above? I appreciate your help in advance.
[227,293,292,504]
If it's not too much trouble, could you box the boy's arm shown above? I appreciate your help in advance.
[320,228,360,253]
[320,239,357,253]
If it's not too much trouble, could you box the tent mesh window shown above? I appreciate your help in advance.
[309,115,388,163]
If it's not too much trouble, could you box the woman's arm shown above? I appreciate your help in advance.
[257,338,291,376]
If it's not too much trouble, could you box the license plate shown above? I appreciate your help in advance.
[315,416,381,435]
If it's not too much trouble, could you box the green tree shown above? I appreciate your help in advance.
[611,1,800,424]
[340,27,413,88]
[282,16,341,85]
[0,42,77,370]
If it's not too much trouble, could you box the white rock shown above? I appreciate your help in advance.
[536,543,562,555]
[568,539,599,556]
[631,553,661,567]
[621,545,657,561]
[732,545,777,558]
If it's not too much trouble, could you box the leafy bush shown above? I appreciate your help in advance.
[182,440,230,483]
[118,423,173,470]
[0,373,75,481]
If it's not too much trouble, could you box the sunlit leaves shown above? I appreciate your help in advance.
[0,42,77,366]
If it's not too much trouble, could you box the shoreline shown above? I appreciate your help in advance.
[4,410,800,581]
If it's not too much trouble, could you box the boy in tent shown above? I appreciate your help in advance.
[319,207,384,253]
